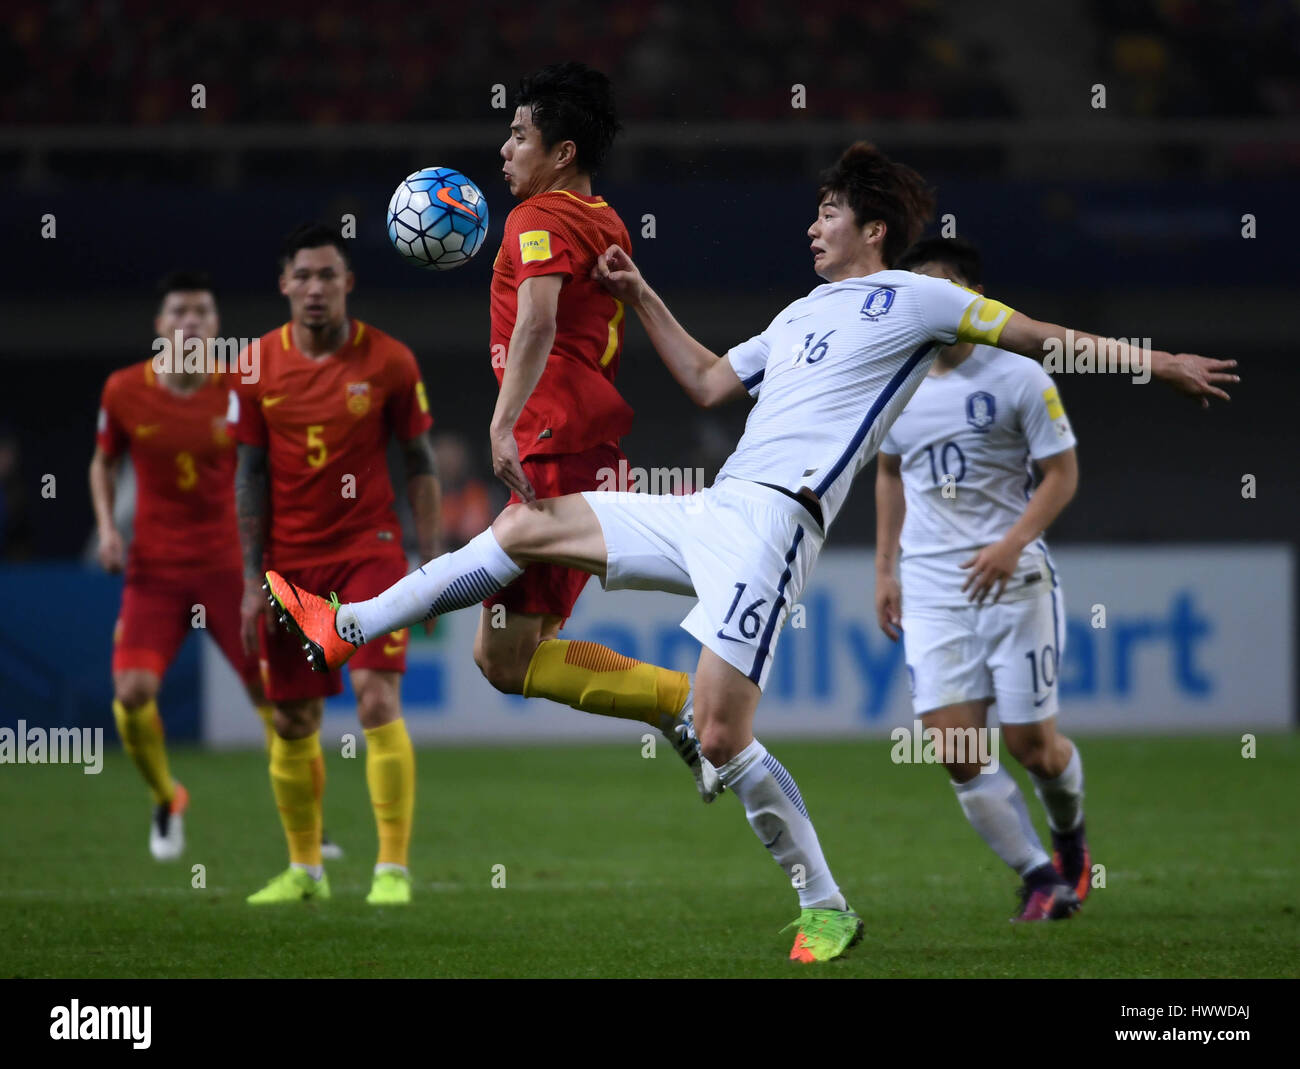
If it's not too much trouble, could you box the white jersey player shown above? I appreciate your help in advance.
[264,144,1237,961]
[877,237,1091,922]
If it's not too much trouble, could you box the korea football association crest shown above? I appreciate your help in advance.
[965,390,996,432]
[859,286,896,320]
[346,381,371,416]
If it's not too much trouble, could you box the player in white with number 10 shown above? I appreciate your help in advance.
[877,236,1089,922]
[264,143,1237,964]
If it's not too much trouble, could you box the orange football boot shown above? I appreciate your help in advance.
[263,571,358,672]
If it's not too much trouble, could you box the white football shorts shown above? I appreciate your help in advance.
[901,586,1066,724]
[581,478,823,691]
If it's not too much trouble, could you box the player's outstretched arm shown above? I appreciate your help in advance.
[873,452,905,641]
[88,446,124,573]
[235,442,271,654]
[593,245,748,409]
[996,313,1239,407]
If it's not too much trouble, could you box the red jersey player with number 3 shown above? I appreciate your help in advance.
[469,64,711,791]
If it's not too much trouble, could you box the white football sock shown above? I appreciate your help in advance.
[718,740,846,910]
[291,862,324,881]
[341,529,523,643]
[951,765,1050,877]
[1028,743,1085,833]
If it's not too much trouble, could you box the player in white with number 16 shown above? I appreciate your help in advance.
[877,237,1090,923]
[264,143,1237,964]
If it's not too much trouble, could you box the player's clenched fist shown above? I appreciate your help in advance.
[96,528,125,574]
[240,579,274,655]
[591,245,646,306]
[875,573,903,642]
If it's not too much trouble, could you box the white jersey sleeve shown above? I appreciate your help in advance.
[726,326,774,398]
[1016,364,1077,458]
[912,274,1017,349]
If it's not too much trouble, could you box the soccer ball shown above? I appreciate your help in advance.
[386,167,490,270]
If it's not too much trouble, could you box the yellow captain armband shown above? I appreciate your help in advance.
[956,296,1016,345]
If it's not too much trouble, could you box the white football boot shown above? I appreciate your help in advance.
[658,684,724,803]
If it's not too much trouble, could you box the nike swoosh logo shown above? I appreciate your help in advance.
[785,313,813,323]
[1033,693,1052,707]
[382,642,406,656]
[436,186,480,220]
[262,395,287,407]
[134,424,160,436]
[762,830,783,849]
[714,629,745,643]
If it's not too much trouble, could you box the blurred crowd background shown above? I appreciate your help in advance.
[5,0,1300,125]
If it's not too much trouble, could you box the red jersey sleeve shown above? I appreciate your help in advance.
[96,376,129,458]
[505,202,576,283]
[384,345,434,442]
[228,375,267,448]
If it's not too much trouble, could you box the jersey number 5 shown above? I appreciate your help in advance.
[306,424,328,469]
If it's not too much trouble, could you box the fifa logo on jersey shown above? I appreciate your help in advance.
[346,381,371,416]
[965,391,997,432]
[859,286,896,320]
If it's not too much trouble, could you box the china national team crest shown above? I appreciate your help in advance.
[859,286,896,320]
[346,381,371,416]
[211,415,231,447]
[965,390,996,432]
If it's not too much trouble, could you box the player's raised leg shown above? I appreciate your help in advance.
[1003,717,1090,900]
[268,495,601,661]
[474,606,714,801]
[691,646,861,962]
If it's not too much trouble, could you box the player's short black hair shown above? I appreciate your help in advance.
[515,62,621,176]
[279,222,351,271]
[895,237,983,288]
[816,142,935,268]
[156,270,215,305]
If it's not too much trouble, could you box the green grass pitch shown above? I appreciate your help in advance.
[2,734,1295,978]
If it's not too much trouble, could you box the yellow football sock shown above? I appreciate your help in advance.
[269,733,323,867]
[255,703,276,751]
[112,698,173,806]
[522,639,690,727]
[364,718,415,868]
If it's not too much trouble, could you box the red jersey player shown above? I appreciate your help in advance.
[453,65,706,792]
[90,271,270,860]
[231,224,438,906]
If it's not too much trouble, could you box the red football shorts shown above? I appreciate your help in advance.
[484,442,625,624]
[259,549,411,702]
[113,567,258,687]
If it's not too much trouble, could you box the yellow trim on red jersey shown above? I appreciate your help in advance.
[352,320,366,347]
[280,323,291,350]
[552,189,608,209]
[144,362,156,386]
